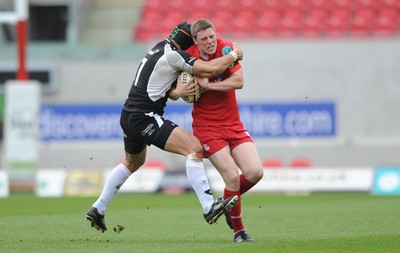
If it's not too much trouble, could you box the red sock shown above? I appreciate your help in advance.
[239,174,256,195]
[224,189,244,233]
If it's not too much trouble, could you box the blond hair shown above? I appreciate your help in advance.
[190,19,215,39]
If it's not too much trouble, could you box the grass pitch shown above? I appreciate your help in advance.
[0,193,399,253]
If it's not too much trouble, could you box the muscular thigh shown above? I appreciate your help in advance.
[209,146,238,175]
[164,127,202,156]
[231,142,262,175]
[209,146,240,190]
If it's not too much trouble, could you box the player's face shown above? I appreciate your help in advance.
[194,28,217,56]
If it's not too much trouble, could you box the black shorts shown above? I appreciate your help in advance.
[120,110,178,154]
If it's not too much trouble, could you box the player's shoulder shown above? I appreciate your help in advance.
[186,44,198,54]
[146,40,166,56]
[164,42,190,59]
[216,38,233,47]
[216,38,234,57]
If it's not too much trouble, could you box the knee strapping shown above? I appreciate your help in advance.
[186,152,202,160]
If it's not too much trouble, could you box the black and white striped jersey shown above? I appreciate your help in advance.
[123,39,198,115]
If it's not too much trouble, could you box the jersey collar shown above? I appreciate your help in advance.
[165,38,178,50]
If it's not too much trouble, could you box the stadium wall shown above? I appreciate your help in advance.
[1,39,400,170]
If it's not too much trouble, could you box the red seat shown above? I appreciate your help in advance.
[377,0,400,10]
[378,7,399,20]
[215,0,231,9]
[282,0,307,13]
[141,4,161,21]
[308,9,327,23]
[192,0,212,9]
[301,9,326,37]
[253,10,279,38]
[230,11,255,39]
[144,159,166,169]
[188,10,210,23]
[211,10,232,36]
[328,0,353,12]
[325,9,350,37]
[354,0,378,11]
[259,0,282,14]
[372,9,398,36]
[134,10,161,42]
[307,0,330,13]
[238,0,259,14]
[289,158,311,168]
[165,0,186,10]
[165,10,186,25]
[134,22,156,42]
[143,0,165,12]
[159,16,180,40]
[277,10,303,37]
[349,9,375,37]
[263,158,283,168]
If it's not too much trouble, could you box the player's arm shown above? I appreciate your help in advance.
[192,43,243,78]
[199,68,244,92]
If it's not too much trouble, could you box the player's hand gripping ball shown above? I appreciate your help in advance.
[179,71,201,103]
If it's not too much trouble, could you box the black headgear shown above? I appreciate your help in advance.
[169,22,194,50]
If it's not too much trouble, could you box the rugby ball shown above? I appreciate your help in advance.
[179,71,201,103]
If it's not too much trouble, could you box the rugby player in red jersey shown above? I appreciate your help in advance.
[186,19,264,242]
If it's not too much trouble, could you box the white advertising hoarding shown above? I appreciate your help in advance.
[0,171,9,197]
[3,81,41,180]
[35,169,67,197]
[206,167,374,193]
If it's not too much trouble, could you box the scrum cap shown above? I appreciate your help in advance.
[169,22,194,50]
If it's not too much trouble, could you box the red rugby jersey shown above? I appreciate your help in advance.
[186,38,242,127]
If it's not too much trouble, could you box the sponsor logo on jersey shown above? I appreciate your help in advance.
[148,49,160,55]
[202,144,210,152]
[222,45,232,55]
[141,123,155,136]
